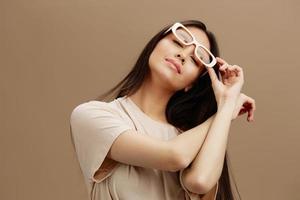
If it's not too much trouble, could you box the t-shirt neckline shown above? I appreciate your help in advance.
[121,96,175,129]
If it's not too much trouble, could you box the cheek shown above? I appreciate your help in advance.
[183,66,202,82]
[155,40,175,55]
[149,41,173,65]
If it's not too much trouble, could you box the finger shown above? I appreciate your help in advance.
[251,98,256,111]
[219,63,229,72]
[231,65,240,77]
[227,65,236,77]
[249,101,256,121]
[238,108,247,115]
[217,71,222,80]
[249,108,255,122]
[216,57,228,66]
[247,109,254,122]
[226,65,240,77]
[245,97,255,111]
[218,64,228,81]
[244,98,255,122]
[228,65,244,83]
[218,65,228,79]
[234,65,244,80]
[207,67,219,82]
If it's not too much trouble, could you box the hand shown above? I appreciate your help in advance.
[207,57,244,108]
[232,93,256,122]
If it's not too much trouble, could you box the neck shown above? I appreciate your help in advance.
[128,77,175,124]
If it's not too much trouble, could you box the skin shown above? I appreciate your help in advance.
[106,25,256,195]
[129,27,211,123]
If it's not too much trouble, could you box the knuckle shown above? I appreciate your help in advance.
[234,65,242,70]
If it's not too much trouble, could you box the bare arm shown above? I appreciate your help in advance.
[180,57,247,194]
[108,56,245,192]
[181,101,235,194]
[181,92,256,194]
[107,114,215,172]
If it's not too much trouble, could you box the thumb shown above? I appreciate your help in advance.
[207,67,219,83]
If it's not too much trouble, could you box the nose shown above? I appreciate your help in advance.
[175,45,196,64]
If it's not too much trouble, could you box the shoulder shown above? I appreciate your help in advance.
[73,100,109,111]
[70,100,113,121]
[70,99,129,122]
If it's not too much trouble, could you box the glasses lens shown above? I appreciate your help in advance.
[174,26,214,66]
[196,47,213,65]
[175,27,193,44]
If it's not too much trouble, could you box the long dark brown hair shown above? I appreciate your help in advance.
[94,19,242,200]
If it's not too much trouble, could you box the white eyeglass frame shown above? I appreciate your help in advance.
[164,22,217,68]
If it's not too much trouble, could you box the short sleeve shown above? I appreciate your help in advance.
[70,101,133,184]
[179,169,219,200]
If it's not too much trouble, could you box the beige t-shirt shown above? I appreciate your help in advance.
[70,95,218,200]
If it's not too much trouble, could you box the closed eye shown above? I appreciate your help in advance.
[191,56,197,64]
[173,40,183,47]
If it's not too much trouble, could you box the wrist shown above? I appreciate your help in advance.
[217,100,236,113]
[218,98,237,109]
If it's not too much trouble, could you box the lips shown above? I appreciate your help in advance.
[165,58,182,74]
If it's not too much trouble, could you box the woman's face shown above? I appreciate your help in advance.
[148,26,211,91]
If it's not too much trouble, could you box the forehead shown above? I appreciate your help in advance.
[174,26,211,50]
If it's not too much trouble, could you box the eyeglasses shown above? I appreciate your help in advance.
[164,22,217,69]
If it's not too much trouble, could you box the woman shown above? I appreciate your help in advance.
[70,19,255,200]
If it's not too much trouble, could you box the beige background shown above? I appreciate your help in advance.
[1,0,299,199]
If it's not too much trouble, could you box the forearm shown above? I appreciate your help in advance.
[183,101,236,193]
[168,113,216,167]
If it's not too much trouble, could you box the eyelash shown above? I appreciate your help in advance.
[191,57,198,65]
[173,40,182,47]
[172,40,198,65]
